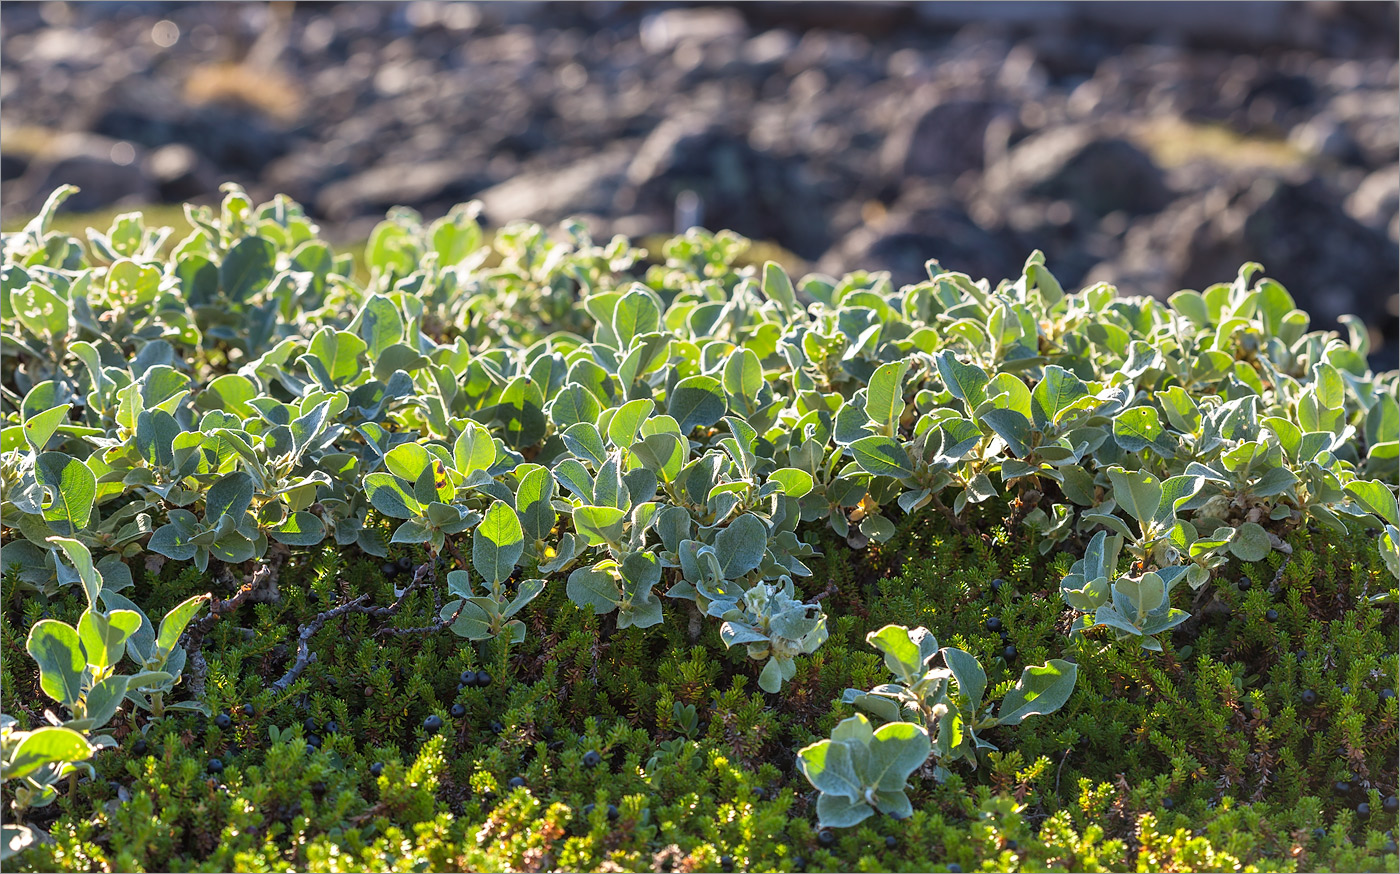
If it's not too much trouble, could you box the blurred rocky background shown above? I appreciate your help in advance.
[1,0,1396,363]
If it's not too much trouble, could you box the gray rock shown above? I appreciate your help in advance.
[1092,173,1397,333]
[882,98,1009,180]
[619,116,831,257]
[144,143,220,203]
[5,133,155,219]
[1345,166,1400,241]
[640,7,749,54]
[476,150,632,228]
[315,160,488,221]
[985,124,1171,217]
[820,189,1021,288]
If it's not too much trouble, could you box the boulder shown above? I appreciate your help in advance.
[984,124,1172,217]
[882,98,1009,180]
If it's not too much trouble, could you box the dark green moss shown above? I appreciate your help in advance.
[3,515,1396,873]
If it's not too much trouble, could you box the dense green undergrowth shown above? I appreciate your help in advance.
[2,187,1397,872]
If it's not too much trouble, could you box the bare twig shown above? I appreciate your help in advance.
[269,594,372,692]
[929,490,985,542]
[183,557,282,699]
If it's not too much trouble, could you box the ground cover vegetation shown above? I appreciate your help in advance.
[1,184,1397,872]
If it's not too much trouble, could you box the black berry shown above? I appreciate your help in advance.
[1003,645,1017,660]
[948,865,962,873]
[720,855,734,872]
[1006,839,1019,851]
[542,725,555,740]
[985,617,1003,633]
[791,857,805,872]
[207,758,224,774]
[325,720,339,734]
[1236,576,1251,591]
[369,762,383,777]
[451,704,466,719]
[460,670,477,686]
[242,703,255,717]
[817,828,835,846]
[507,776,526,790]
[1161,797,1174,810]
[489,720,504,734]
[885,836,897,849]
[1264,608,1278,623]
[381,562,397,576]
[1382,688,1397,701]
[424,714,443,731]
[306,733,322,749]
[606,803,619,821]
[990,578,1005,593]
[1358,802,1371,818]
[133,738,148,755]
[582,750,602,768]
[305,744,317,755]
[476,670,493,688]
[1300,689,1317,706]
[304,718,317,734]
[1384,795,1398,813]
[311,781,326,797]
[397,556,414,571]
[582,803,595,818]
[1312,827,1326,839]
[1335,780,1352,796]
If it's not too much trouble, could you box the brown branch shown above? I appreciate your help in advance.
[183,557,282,699]
[269,594,371,692]
[929,490,984,542]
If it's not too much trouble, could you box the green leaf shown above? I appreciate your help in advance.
[204,471,254,524]
[608,398,655,449]
[77,609,142,670]
[573,505,627,546]
[723,348,764,406]
[497,375,547,450]
[942,647,987,708]
[668,375,726,434]
[1228,522,1272,562]
[1113,406,1169,454]
[23,403,69,454]
[516,467,557,541]
[48,537,101,609]
[714,513,767,578]
[762,262,798,314]
[1031,365,1089,431]
[767,468,814,498]
[866,360,910,434]
[35,452,96,533]
[357,294,404,358]
[566,565,620,615]
[155,594,208,655]
[365,473,422,519]
[269,511,327,546]
[849,435,914,479]
[797,733,862,799]
[867,721,931,791]
[26,620,85,706]
[865,625,925,684]
[1107,467,1162,526]
[936,352,989,411]
[612,287,661,347]
[996,660,1078,726]
[6,727,92,781]
[1345,479,1400,528]
[550,383,602,430]
[219,235,276,302]
[980,409,1032,458]
[474,500,525,584]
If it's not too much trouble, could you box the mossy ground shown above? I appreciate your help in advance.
[3,503,1396,873]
